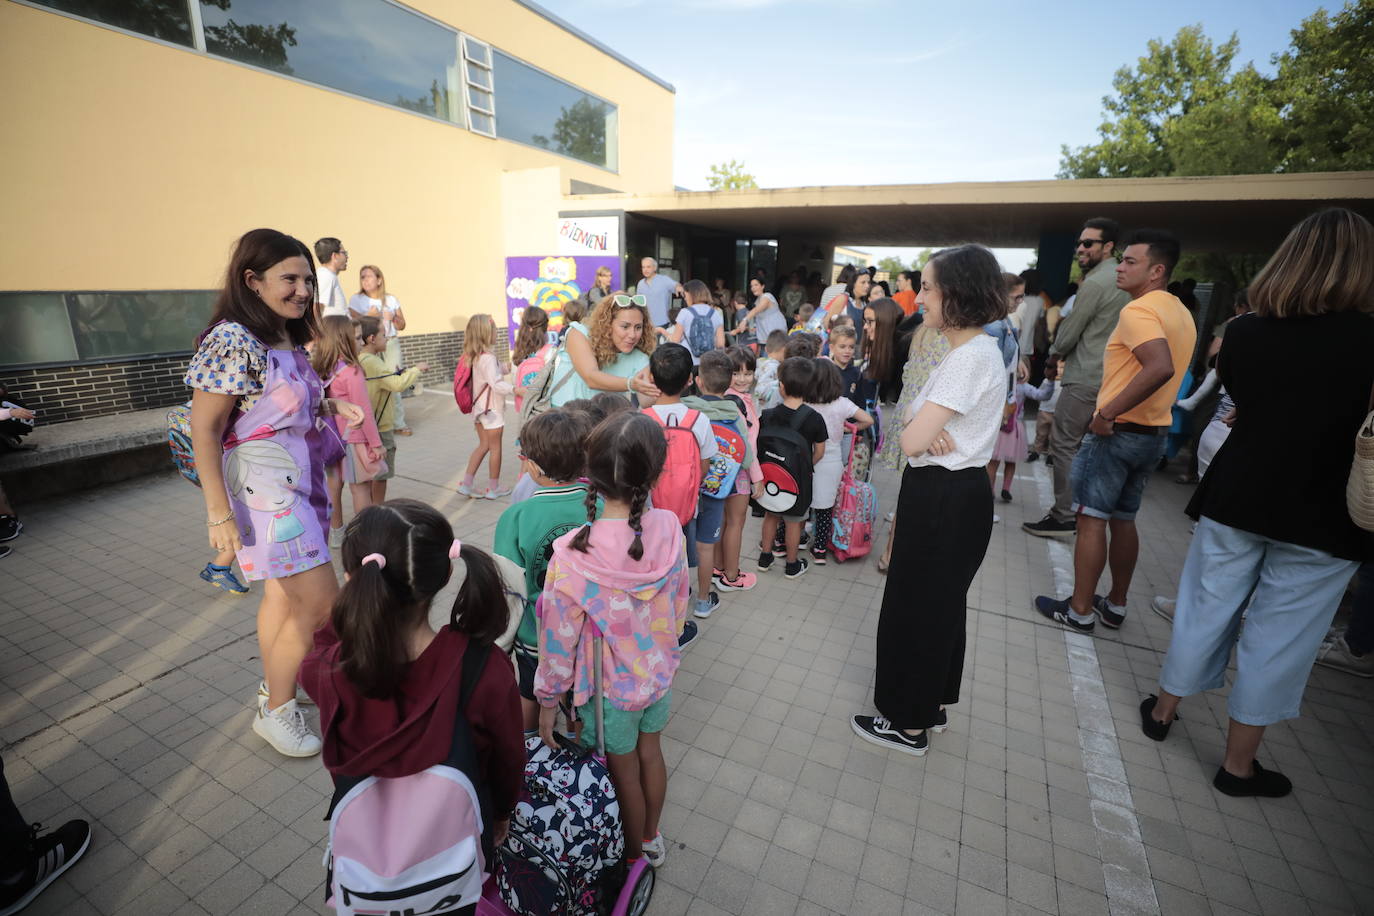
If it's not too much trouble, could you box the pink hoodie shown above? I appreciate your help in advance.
[728,385,764,483]
[535,508,690,711]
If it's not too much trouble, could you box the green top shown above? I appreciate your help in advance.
[1051,258,1131,390]
[360,351,422,432]
[549,321,649,407]
[494,482,597,650]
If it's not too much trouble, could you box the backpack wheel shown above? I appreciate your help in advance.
[619,859,654,916]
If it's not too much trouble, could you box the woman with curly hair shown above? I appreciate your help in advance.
[550,291,661,406]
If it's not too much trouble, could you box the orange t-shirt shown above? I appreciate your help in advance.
[892,289,918,316]
[1096,290,1196,427]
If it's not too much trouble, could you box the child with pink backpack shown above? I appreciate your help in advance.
[301,499,524,915]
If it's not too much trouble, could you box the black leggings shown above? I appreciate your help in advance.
[813,508,833,554]
[874,466,993,729]
[0,755,30,866]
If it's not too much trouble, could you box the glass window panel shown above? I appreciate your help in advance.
[467,87,493,113]
[0,293,79,366]
[66,291,216,361]
[199,0,459,121]
[29,0,193,46]
[492,51,618,170]
[467,67,492,91]
[462,37,490,67]
[469,112,494,136]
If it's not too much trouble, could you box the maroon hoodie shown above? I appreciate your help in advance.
[300,624,525,819]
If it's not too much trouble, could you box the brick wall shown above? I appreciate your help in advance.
[2,329,505,425]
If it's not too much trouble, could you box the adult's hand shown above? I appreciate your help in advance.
[208,515,242,554]
[538,704,560,750]
[927,429,957,456]
[1017,359,1030,383]
[1045,355,1061,377]
[631,368,661,400]
[1222,408,1237,428]
[1089,411,1115,437]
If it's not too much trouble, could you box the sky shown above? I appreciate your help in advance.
[537,0,1330,270]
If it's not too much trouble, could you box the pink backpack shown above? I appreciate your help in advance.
[453,355,490,415]
[830,423,878,563]
[642,408,702,526]
[324,643,492,915]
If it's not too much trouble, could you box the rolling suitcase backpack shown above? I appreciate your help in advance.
[830,422,878,563]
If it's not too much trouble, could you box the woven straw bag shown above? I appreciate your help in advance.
[1348,386,1374,532]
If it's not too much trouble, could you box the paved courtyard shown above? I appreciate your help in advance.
[2,392,1371,915]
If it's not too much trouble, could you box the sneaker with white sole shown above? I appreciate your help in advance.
[258,681,316,707]
[641,833,667,868]
[252,699,321,757]
[457,483,477,498]
[485,486,513,499]
[713,570,757,591]
[694,592,720,619]
[784,557,810,579]
[1150,596,1176,622]
[0,819,91,916]
[850,715,928,756]
[1315,633,1374,678]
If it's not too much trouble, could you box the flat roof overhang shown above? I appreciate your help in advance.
[567,171,1374,253]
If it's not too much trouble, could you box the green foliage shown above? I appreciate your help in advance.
[707,160,759,190]
[876,249,935,278]
[1059,3,1374,179]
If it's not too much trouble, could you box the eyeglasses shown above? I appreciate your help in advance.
[1076,239,1103,249]
[612,294,648,308]
[862,317,876,325]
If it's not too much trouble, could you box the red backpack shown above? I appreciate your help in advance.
[642,408,703,526]
[452,355,490,414]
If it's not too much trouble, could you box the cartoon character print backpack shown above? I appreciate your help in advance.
[753,409,814,515]
[167,403,199,486]
[830,422,878,562]
[700,414,746,499]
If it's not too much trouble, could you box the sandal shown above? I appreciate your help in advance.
[876,555,889,575]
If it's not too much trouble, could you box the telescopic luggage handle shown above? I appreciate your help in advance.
[586,619,607,759]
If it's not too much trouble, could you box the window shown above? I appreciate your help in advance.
[198,0,460,121]
[460,35,495,137]
[492,51,618,170]
[27,0,194,45]
[0,291,215,367]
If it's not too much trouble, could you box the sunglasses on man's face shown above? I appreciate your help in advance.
[612,294,648,308]
[1077,239,1104,249]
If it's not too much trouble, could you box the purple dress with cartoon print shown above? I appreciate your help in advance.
[186,322,339,581]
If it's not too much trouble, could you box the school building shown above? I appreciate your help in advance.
[3,0,1374,430]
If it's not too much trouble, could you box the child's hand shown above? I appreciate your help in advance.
[751,481,765,501]
[537,704,560,750]
[416,361,431,373]
[493,817,510,847]
[334,400,366,428]
[9,407,35,421]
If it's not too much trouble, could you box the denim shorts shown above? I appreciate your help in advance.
[577,691,672,755]
[694,496,725,545]
[1069,430,1166,521]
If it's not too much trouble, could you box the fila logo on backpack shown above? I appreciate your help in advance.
[324,643,493,916]
[684,305,716,358]
[642,408,702,525]
[754,410,813,515]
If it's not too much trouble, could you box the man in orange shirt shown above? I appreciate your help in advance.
[892,270,919,316]
[1034,230,1196,633]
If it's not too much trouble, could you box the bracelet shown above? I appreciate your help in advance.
[207,510,236,527]
[626,375,633,392]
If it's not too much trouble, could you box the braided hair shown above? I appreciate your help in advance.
[568,412,667,561]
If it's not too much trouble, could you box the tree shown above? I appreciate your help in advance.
[1271,1,1374,172]
[876,249,935,277]
[202,2,297,75]
[876,256,907,278]
[706,160,758,190]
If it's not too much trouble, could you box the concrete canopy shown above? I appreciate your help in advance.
[570,171,1374,253]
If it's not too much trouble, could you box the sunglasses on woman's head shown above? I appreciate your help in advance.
[612,294,648,308]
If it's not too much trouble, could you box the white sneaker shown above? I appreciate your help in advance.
[252,699,322,757]
[1315,633,1374,678]
[258,680,315,707]
[1150,596,1176,622]
[328,526,344,549]
[641,833,667,867]
[457,483,476,498]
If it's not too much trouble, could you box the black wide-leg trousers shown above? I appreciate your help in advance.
[874,465,994,730]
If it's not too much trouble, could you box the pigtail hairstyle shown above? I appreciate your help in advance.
[569,412,667,560]
[448,544,512,645]
[332,499,455,699]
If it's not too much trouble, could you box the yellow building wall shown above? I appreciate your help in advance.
[0,1,674,338]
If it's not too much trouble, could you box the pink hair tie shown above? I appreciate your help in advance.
[361,553,387,569]
[449,539,463,560]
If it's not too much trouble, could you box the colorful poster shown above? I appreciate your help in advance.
[504,256,621,349]
[556,216,620,256]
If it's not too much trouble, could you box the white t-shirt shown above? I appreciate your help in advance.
[317,266,348,317]
[905,334,1006,471]
[349,293,402,336]
[674,304,723,364]
[649,403,719,461]
[751,293,787,341]
[807,397,859,459]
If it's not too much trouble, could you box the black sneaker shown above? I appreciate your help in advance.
[930,707,949,734]
[1139,695,1176,742]
[757,552,775,572]
[771,541,786,558]
[784,557,810,579]
[1023,515,1076,539]
[1045,455,1055,467]
[1025,453,1040,463]
[677,620,699,651]
[1092,595,1126,629]
[0,516,21,542]
[751,505,765,518]
[799,529,811,550]
[0,820,92,916]
[1034,596,1094,634]
[810,550,828,566]
[1000,489,1013,503]
[694,592,720,619]
[850,715,928,757]
[1213,761,1292,798]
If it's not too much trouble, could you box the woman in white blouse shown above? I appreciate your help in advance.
[851,245,1009,758]
[350,265,412,434]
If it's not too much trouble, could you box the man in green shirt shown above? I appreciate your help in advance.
[1024,217,1131,538]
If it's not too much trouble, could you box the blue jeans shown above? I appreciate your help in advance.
[1160,517,1359,725]
[1070,430,1166,521]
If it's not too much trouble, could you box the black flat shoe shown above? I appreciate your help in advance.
[1139,695,1176,741]
[1213,760,1292,798]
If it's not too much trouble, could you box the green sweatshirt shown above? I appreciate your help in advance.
[360,351,422,432]
[493,482,596,651]
[683,394,755,469]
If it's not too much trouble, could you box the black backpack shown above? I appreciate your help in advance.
[754,408,814,516]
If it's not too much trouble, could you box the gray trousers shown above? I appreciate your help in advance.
[1048,383,1098,523]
